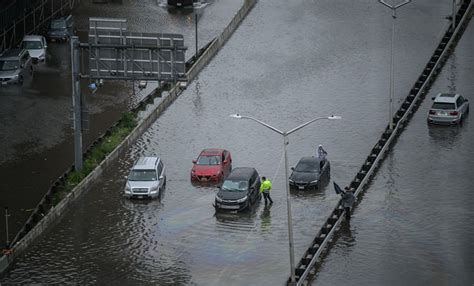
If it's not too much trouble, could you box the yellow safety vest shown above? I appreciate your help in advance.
[260,180,272,193]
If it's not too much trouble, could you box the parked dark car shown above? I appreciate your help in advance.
[289,156,330,190]
[168,0,194,7]
[0,49,33,85]
[47,15,75,41]
[214,167,261,212]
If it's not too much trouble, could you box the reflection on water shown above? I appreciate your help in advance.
[259,204,272,233]
[428,124,463,146]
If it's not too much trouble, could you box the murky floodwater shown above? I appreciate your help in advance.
[0,0,242,245]
[314,19,474,286]
[2,0,471,285]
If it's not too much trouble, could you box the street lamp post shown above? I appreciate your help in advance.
[230,114,341,284]
[194,6,204,59]
[378,0,411,131]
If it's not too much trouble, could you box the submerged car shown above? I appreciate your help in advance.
[124,156,166,199]
[427,93,469,125]
[0,49,33,85]
[191,148,232,183]
[20,35,47,63]
[214,167,261,212]
[47,15,75,41]
[289,156,330,190]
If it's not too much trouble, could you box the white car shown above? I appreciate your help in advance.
[20,35,47,63]
[427,93,469,125]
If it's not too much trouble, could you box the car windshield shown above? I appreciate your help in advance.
[432,102,456,110]
[197,155,221,165]
[0,60,19,71]
[21,41,43,49]
[295,161,319,172]
[222,180,247,192]
[128,169,157,181]
[51,20,66,29]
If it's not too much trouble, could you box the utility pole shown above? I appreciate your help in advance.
[378,0,411,131]
[71,36,83,170]
[4,207,10,247]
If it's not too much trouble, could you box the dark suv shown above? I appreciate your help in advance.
[214,167,261,212]
[47,15,75,41]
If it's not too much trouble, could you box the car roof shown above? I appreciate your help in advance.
[434,93,459,103]
[200,148,226,156]
[132,156,160,170]
[297,156,321,164]
[0,49,24,59]
[22,35,44,41]
[226,167,257,180]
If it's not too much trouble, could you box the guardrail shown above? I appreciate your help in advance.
[291,0,473,285]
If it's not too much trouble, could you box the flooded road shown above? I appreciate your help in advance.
[314,19,474,286]
[0,0,242,245]
[2,0,472,285]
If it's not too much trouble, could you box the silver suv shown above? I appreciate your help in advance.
[0,49,33,85]
[124,157,166,199]
[428,93,469,125]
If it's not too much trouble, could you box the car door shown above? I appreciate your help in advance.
[458,96,467,114]
[157,161,165,189]
[250,172,259,202]
[223,150,232,176]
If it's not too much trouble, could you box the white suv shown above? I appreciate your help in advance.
[427,93,469,125]
[124,157,166,199]
[21,35,47,63]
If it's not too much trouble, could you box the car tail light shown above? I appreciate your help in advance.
[450,111,459,116]
[429,110,436,115]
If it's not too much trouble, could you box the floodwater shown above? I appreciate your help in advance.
[2,0,472,285]
[314,19,474,286]
[0,0,242,246]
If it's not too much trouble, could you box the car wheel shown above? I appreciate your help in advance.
[18,75,24,86]
[467,106,470,114]
[30,66,33,76]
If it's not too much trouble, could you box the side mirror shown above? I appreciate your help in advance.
[192,159,197,164]
[44,44,48,48]
[291,167,295,171]
[223,160,228,164]
[159,175,164,180]
[20,64,24,68]
[465,98,469,102]
[124,176,128,179]
[431,97,435,100]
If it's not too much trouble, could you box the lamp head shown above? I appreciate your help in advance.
[229,114,242,119]
[328,115,342,120]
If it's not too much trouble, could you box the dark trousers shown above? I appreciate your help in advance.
[263,192,273,204]
[345,207,351,220]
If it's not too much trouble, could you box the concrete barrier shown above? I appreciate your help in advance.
[1,0,258,277]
